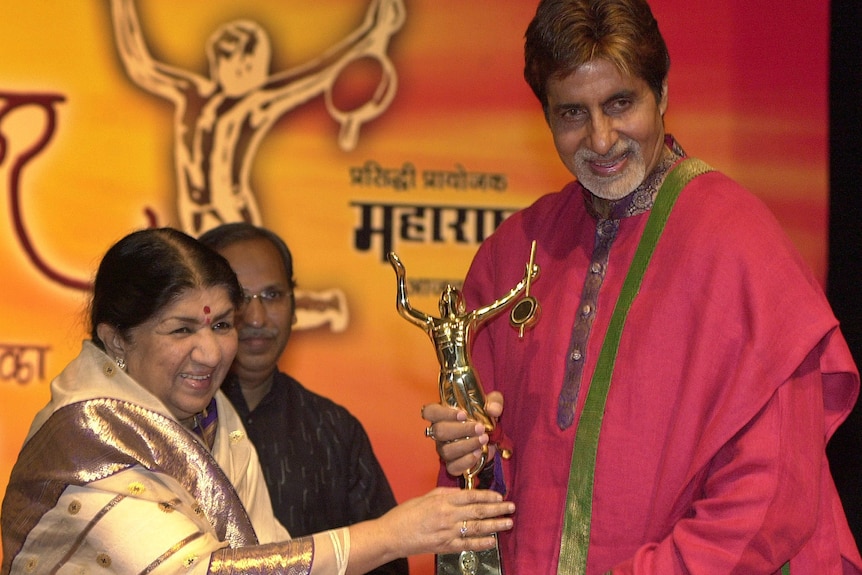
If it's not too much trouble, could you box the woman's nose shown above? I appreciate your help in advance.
[193,330,225,366]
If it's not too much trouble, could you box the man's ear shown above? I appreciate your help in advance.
[658,78,669,116]
[96,323,127,359]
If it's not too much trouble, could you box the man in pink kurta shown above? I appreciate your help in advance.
[423,0,862,573]
[451,139,862,573]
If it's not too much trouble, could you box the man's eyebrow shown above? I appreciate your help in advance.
[551,89,638,112]
[550,100,586,113]
[242,283,288,293]
[602,89,637,105]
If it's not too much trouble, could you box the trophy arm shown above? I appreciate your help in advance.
[389,251,434,328]
[472,277,529,322]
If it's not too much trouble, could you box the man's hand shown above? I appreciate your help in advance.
[422,391,504,477]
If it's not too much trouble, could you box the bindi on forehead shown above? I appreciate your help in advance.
[203,306,211,325]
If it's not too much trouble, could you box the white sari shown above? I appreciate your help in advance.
[1,341,325,575]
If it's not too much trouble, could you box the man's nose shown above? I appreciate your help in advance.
[588,114,617,156]
[240,297,266,328]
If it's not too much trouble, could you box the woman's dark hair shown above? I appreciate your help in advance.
[90,227,242,350]
[524,0,670,112]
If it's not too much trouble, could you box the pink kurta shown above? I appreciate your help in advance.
[452,158,862,573]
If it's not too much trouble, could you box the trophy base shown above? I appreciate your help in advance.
[436,533,503,575]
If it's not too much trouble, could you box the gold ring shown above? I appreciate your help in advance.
[460,520,468,538]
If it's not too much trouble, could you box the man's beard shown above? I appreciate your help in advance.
[574,137,646,200]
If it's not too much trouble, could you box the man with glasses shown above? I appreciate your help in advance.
[199,223,408,575]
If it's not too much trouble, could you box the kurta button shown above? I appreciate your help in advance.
[68,500,82,514]
[23,557,38,573]
[571,349,582,361]
[590,262,603,274]
[96,553,112,568]
[103,363,116,377]
[581,304,592,316]
[229,430,244,444]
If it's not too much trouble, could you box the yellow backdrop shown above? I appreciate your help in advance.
[0,1,828,572]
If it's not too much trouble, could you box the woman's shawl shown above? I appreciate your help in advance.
[1,341,310,574]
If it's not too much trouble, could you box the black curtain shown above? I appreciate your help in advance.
[826,0,862,550]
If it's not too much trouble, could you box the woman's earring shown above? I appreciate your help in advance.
[116,357,126,371]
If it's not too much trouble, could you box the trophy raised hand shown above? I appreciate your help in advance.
[388,243,539,575]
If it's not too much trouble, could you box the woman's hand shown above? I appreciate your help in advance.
[344,486,513,574]
[375,487,513,557]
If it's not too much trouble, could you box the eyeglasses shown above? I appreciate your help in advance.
[240,288,289,307]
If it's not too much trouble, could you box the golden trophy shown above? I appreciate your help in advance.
[388,242,539,575]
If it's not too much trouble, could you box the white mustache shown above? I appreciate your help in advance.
[576,141,636,164]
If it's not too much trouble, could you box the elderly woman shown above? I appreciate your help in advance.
[0,228,514,575]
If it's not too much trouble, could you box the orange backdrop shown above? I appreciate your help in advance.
[0,1,828,573]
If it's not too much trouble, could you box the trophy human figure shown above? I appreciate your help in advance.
[388,250,538,482]
[388,249,538,575]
